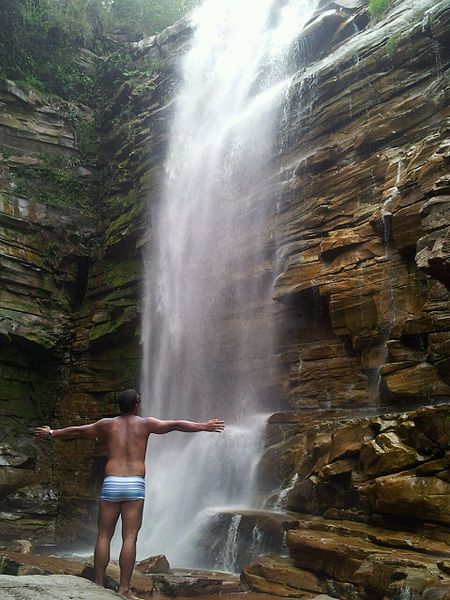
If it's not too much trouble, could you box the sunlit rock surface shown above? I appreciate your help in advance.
[0,575,121,600]
[0,551,153,597]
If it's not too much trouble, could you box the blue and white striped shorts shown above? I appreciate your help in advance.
[100,476,145,502]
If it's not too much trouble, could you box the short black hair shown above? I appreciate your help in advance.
[118,389,140,414]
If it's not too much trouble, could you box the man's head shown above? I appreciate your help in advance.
[118,389,141,414]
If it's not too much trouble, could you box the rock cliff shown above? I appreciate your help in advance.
[0,0,449,595]
[273,0,450,413]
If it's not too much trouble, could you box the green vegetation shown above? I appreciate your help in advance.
[0,0,198,102]
[368,0,391,19]
[13,154,96,211]
[109,0,198,38]
[386,32,401,57]
[67,112,100,160]
[0,0,107,102]
[0,1,195,211]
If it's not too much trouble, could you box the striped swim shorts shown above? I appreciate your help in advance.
[100,476,145,502]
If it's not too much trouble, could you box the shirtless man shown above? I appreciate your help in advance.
[35,389,225,599]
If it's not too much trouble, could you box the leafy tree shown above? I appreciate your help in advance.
[0,0,198,100]
[109,0,198,38]
[0,0,107,100]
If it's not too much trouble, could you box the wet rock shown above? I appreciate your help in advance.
[360,432,422,476]
[0,552,86,577]
[413,405,450,448]
[195,509,293,572]
[287,528,381,582]
[81,562,154,597]
[5,540,33,554]
[416,194,450,288]
[272,405,450,528]
[373,474,450,525]
[299,9,350,62]
[423,583,450,600]
[328,420,375,462]
[244,515,450,597]
[6,484,58,515]
[382,362,450,398]
[283,519,450,596]
[153,569,242,597]
[0,445,31,468]
[242,555,324,597]
[136,554,170,573]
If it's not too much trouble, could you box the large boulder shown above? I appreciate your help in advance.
[0,575,120,600]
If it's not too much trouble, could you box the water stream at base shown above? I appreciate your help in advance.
[138,0,317,568]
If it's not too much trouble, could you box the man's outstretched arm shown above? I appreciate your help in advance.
[35,420,106,441]
[146,417,225,434]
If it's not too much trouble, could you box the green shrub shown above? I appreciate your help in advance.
[386,32,401,57]
[0,0,105,102]
[368,0,391,19]
[13,154,96,211]
[0,0,197,102]
[109,0,199,39]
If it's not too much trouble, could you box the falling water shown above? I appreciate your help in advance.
[217,514,242,572]
[139,0,317,567]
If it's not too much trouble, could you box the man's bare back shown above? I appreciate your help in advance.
[35,389,224,599]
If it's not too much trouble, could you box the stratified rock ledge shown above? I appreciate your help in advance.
[0,574,121,599]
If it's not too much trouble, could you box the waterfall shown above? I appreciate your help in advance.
[139,0,316,568]
[217,514,242,572]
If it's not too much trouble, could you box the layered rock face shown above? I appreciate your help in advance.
[0,79,97,542]
[247,0,450,594]
[0,55,145,540]
[273,0,450,411]
[0,21,190,544]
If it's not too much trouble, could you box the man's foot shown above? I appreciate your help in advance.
[118,589,139,600]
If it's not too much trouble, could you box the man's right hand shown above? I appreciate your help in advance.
[203,419,225,432]
[35,425,52,439]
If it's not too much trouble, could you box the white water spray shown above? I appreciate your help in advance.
[140,0,317,567]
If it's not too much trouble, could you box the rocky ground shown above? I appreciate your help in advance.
[0,573,330,600]
[0,551,325,599]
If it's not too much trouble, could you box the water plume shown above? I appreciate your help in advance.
[140,0,316,568]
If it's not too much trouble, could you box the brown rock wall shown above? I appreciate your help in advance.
[259,404,450,529]
[0,151,95,543]
[272,0,450,410]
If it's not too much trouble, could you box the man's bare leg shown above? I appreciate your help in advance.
[118,500,143,599]
[94,500,121,587]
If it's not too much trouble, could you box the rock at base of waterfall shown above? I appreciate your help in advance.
[0,552,86,577]
[136,554,170,573]
[5,540,34,554]
[242,555,324,597]
[0,552,154,598]
[422,583,450,600]
[82,561,154,597]
[0,574,121,599]
[153,569,243,596]
[243,512,450,598]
